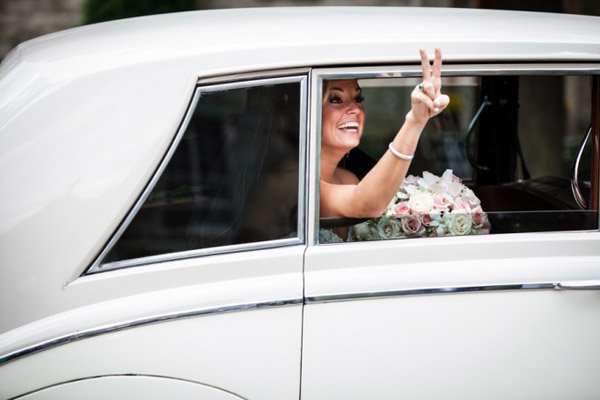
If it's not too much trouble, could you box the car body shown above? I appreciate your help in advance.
[1,7,599,399]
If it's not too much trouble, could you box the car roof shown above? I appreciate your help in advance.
[2,7,600,81]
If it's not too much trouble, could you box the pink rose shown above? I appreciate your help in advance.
[401,214,425,236]
[471,206,486,228]
[422,213,433,226]
[433,194,450,212]
[453,197,472,213]
[393,201,410,216]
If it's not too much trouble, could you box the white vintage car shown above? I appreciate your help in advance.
[1,6,599,399]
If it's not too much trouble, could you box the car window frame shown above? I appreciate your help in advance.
[86,72,310,274]
[309,63,600,246]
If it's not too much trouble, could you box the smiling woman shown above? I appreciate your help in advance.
[319,49,450,240]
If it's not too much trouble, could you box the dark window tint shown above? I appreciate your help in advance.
[105,80,302,262]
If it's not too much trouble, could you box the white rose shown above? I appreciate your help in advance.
[408,191,434,214]
[448,212,472,236]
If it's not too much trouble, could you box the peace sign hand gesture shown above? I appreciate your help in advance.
[408,48,450,124]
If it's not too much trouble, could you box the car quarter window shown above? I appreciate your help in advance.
[99,76,306,269]
[319,72,599,243]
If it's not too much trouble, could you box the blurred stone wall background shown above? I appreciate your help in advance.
[1,0,599,62]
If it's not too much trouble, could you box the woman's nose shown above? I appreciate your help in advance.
[346,102,360,114]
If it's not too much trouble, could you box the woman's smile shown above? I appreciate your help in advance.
[337,121,360,134]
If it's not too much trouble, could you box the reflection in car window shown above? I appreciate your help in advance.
[320,75,598,243]
[104,79,302,263]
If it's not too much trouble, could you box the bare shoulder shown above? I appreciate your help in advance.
[334,167,359,185]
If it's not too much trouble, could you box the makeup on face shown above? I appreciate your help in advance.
[321,79,366,152]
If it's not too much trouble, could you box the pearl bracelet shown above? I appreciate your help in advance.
[388,142,414,161]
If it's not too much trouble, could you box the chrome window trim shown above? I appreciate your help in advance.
[307,70,322,246]
[302,69,312,245]
[310,63,600,245]
[0,298,303,367]
[87,75,309,274]
[314,63,600,80]
[97,238,304,272]
[197,67,311,85]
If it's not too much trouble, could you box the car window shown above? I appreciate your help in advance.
[319,73,598,242]
[101,77,305,267]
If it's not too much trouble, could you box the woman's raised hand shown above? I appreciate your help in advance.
[408,48,450,124]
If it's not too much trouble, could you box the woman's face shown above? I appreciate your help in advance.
[322,79,365,154]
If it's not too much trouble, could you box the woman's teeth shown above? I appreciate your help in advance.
[337,122,359,133]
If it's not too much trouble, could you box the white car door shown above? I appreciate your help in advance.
[301,66,600,399]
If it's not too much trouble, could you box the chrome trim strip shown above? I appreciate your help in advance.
[314,63,600,80]
[87,75,309,274]
[0,281,579,366]
[96,239,303,272]
[306,282,558,304]
[307,71,322,246]
[197,75,306,93]
[0,298,302,367]
[298,76,308,244]
[198,67,311,85]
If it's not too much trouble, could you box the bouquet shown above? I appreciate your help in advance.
[354,169,489,241]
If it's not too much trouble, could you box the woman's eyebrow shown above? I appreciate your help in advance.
[330,87,362,94]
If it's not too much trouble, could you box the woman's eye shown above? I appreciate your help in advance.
[329,96,342,104]
[355,95,365,104]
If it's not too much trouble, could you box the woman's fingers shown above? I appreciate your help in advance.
[419,49,431,81]
[421,81,436,100]
[412,89,435,110]
[436,94,450,110]
[432,47,442,93]
[413,48,449,120]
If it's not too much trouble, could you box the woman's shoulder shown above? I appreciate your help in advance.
[334,167,359,185]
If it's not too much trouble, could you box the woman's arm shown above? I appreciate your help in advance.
[320,48,450,218]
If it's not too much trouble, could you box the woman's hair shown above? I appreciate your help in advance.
[322,79,361,102]
[322,80,333,102]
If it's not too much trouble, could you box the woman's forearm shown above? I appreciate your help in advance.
[348,113,427,217]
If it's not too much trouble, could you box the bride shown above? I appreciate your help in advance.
[319,48,449,240]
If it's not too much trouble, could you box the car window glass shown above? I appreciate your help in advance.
[319,74,598,243]
[103,79,302,264]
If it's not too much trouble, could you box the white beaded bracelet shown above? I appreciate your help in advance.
[388,142,414,161]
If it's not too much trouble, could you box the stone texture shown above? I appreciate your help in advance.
[0,0,83,60]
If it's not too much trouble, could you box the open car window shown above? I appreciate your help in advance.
[319,72,599,242]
